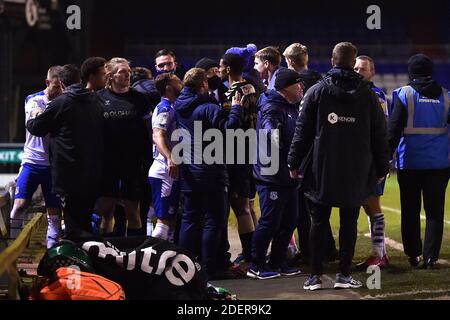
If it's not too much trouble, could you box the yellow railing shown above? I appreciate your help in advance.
[0,213,45,299]
[0,192,9,239]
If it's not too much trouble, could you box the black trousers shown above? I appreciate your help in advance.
[140,176,152,235]
[308,200,360,276]
[179,186,229,278]
[217,203,232,271]
[397,168,449,261]
[297,190,337,258]
[60,194,96,240]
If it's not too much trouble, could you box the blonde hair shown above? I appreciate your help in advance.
[105,57,130,89]
[283,43,309,69]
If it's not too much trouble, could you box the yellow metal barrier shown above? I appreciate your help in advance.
[0,192,10,239]
[0,213,45,299]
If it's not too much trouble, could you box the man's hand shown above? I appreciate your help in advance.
[377,176,386,184]
[30,109,44,119]
[232,91,242,107]
[168,157,179,179]
[290,170,302,180]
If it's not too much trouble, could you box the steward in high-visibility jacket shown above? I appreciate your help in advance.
[388,54,450,269]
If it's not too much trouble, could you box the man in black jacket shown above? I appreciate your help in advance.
[283,42,338,265]
[27,64,104,240]
[96,58,150,237]
[288,42,390,290]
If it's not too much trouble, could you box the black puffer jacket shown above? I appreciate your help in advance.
[288,68,390,207]
[297,69,323,93]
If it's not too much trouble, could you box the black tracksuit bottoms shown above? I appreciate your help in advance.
[60,194,96,240]
[307,200,360,276]
[397,168,450,261]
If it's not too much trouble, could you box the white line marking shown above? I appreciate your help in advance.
[382,206,450,225]
[363,232,450,265]
[362,289,450,300]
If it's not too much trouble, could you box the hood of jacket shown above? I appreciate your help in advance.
[298,69,323,92]
[410,76,442,99]
[174,87,210,116]
[323,67,368,103]
[132,79,157,95]
[65,83,96,102]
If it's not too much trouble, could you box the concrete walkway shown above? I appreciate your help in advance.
[210,228,361,300]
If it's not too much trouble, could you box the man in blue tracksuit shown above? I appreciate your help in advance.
[248,69,304,280]
[174,68,244,279]
[389,54,450,269]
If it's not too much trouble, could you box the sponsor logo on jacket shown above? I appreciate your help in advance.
[103,109,137,119]
[328,113,356,124]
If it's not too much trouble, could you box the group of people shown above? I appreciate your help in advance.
[10,40,450,291]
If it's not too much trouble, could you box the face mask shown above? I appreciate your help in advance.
[208,76,223,91]
[155,69,175,77]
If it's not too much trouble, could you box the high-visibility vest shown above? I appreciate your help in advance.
[394,85,450,170]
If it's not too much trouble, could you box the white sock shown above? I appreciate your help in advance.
[10,207,25,239]
[146,207,156,236]
[147,220,153,236]
[369,213,386,258]
[47,215,62,248]
[152,222,170,241]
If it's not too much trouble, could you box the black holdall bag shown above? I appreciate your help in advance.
[77,236,209,300]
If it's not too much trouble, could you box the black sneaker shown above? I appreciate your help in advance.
[334,273,362,289]
[269,262,302,276]
[421,258,438,269]
[408,256,421,267]
[303,275,323,291]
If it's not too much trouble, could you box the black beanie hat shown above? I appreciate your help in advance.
[408,54,433,80]
[275,68,303,91]
[195,58,218,72]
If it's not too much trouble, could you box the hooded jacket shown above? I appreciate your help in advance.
[173,87,244,191]
[288,68,390,208]
[253,90,299,187]
[27,83,104,196]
